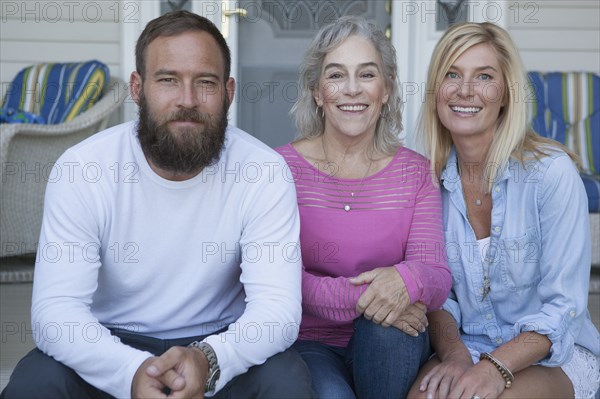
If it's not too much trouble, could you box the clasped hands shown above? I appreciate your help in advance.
[349,266,427,336]
[131,346,209,399]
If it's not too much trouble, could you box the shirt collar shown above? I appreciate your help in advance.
[441,146,512,192]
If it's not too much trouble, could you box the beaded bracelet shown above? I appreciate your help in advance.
[479,352,514,389]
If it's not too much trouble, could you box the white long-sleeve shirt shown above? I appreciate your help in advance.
[31,121,302,398]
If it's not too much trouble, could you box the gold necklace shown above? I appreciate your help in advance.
[321,137,373,212]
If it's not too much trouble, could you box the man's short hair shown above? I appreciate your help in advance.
[135,10,231,81]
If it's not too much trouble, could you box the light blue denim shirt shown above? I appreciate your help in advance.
[441,147,600,366]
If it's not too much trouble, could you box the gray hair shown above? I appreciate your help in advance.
[291,15,403,155]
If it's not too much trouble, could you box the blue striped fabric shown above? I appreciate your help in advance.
[581,173,600,212]
[528,71,600,212]
[529,72,546,138]
[2,60,109,124]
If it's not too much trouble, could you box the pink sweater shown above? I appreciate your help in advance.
[277,144,451,347]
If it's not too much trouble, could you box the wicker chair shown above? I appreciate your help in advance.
[0,76,128,257]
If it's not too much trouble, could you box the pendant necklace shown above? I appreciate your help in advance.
[458,162,488,206]
[322,138,373,212]
[464,181,487,206]
[482,257,491,301]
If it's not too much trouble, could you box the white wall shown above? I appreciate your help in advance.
[0,0,126,97]
[507,0,600,72]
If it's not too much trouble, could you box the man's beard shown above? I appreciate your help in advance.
[137,92,228,175]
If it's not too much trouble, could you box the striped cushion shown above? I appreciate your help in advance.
[528,72,547,136]
[581,173,600,212]
[1,60,109,124]
[528,72,600,175]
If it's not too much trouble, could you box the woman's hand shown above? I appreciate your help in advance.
[350,266,411,327]
[390,301,428,336]
[444,359,506,399]
[419,351,473,399]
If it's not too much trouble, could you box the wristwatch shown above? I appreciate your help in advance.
[188,341,220,392]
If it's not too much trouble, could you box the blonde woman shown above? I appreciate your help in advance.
[409,22,600,399]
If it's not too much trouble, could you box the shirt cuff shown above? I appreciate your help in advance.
[394,263,421,304]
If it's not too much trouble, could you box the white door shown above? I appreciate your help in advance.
[214,0,392,148]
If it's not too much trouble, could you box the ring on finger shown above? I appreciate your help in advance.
[471,395,482,399]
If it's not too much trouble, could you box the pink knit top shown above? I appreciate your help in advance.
[277,144,451,347]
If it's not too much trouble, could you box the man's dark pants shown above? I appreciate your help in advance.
[1,328,315,398]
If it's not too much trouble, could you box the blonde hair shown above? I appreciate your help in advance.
[418,22,575,191]
[291,16,403,155]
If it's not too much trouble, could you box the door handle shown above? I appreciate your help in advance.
[222,8,248,39]
[223,8,248,17]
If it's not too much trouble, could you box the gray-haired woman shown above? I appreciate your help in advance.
[276,16,452,398]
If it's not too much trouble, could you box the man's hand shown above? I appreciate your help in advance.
[131,356,185,398]
[147,346,209,399]
[131,346,209,399]
[350,266,411,327]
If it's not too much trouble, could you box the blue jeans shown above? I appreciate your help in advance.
[294,316,430,399]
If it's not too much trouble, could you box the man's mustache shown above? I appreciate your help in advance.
[166,108,210,123]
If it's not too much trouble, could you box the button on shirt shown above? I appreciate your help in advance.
[441,148,600,366]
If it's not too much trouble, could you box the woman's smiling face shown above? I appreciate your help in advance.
[315,35,389,140]
[436,43,506,142]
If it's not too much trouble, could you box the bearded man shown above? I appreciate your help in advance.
[1,10,313,399]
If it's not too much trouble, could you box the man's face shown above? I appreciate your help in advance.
[130,31,235,175]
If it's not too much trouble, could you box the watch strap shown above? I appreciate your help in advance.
[188,341,220,392]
